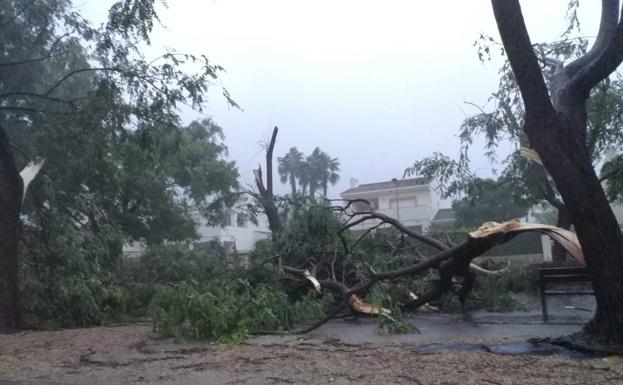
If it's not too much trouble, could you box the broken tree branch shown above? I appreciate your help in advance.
[253,126,283,237]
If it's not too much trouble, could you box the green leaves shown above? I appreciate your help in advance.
[452,178,532,228]
[150,270,330,342]
[404,152,473,199]
[2,0,245,330]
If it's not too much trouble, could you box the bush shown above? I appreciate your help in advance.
[18,226,129,328]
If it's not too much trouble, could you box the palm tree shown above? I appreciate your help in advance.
[306,148,340,198]
[321,155,340,198]
[305,148,323,198]
[277,147,303,195]
[297,161,311,196]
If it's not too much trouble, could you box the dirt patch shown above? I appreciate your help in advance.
[0,325,621,385]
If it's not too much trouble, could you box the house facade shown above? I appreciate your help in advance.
[340,177,444,232]
[191,210,271,255]
[123,209,271,258]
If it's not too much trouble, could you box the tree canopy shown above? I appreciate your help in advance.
[407,13,623,233]
[452,178,532,228]
[0,0,241,329]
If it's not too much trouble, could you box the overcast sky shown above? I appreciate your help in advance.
[82,0,600,203]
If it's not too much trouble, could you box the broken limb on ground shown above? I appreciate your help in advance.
[280,217,585,326]
[277,215,615,357]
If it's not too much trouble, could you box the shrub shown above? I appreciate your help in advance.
[18,226,128,328]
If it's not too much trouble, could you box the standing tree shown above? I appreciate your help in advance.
[319,152,340,198]
[297,161,311,196]
[305,147,340,198]
[0,0,238,331]
[277,147,304,195]
[490,0,623,345]
[411,19,623,263]
[459,24,623,262]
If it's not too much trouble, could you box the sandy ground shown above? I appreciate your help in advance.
[1,321,622,385]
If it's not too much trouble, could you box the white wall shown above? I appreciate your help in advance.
[345,183,442,232]
[195,212,271,253]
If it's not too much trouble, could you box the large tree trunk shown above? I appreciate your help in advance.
[492,0,623,347]
[254,127,283,238]
[552,207,572,264]
[0,125,22,331]
[529,113,623,345]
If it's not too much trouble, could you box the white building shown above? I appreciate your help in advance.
[123,209,271,258]
[191,209,271,255]
[340,177,444,232]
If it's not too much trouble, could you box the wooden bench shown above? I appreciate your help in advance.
[538,266,593,321]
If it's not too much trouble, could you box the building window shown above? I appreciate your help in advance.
[351,198,377,213]
[236,213,247,227]
[224,210,233,226]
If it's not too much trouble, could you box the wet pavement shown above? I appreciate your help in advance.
[251,293,596,346]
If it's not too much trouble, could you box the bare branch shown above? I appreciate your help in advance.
[340,210,449,252]
[0,92,79,108]
[44,67,121,96]
[266,126,278,195]
[0,30,73,67]
[252,126,283,236]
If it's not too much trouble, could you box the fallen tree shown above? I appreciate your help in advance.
[278,200,586,338]
[250,130,589,343]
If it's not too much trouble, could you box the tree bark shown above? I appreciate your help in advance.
[532,115,623,345]
[254,127,283,238]
[0,124,22,331]
[492,0,623,347]
[552,207,571,264]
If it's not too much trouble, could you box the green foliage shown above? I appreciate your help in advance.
[128,242,228,284]
[452,178,531,227]
[117,242,231,316]
[2,0,242,330]
[404,152,473,199]
[150,277,330,342]
[602,154,623,203]
[18,225,128,328]
[275,196,343,267]
[365,283,419,334]
[407,20,623,227]
[278,147,304,196]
